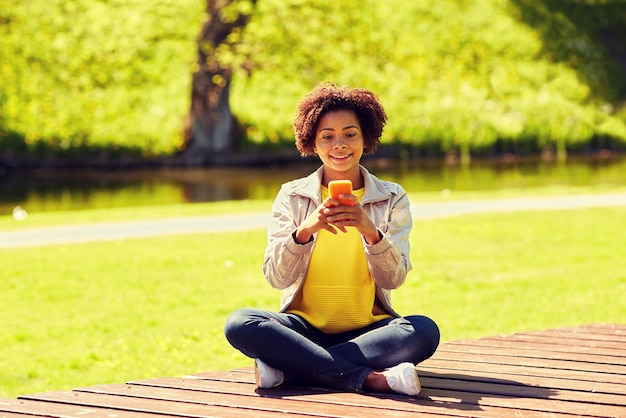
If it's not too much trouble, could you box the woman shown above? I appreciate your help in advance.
[224,82,439,395]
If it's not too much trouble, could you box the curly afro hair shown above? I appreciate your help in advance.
[293,82,387,157]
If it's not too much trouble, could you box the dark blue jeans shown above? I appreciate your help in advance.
[224,308,440,392]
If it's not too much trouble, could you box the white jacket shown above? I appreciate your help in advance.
[262,165,412,317]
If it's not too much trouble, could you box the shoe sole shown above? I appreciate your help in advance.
[254,360,264,388]
[413,367,422,395]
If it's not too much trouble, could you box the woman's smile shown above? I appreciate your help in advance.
[331,153,353,162]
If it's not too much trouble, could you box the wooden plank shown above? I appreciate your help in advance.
[417,357,623,384]
[448,337,624,360]
[173,370,626,413]
[185,366,626,398]
[3,324,625,418]
[496,333,626,350]
[527,329,626,344]
[548,323,626,332]
[77,383,460,418]
[0,413,36,418]
[422,388,626,417]
[419,372,626,406]
[439,342,626,366]
[19,390,311,418]
[183,369,256,383]
[571,323,626,334]
[0,397,170,417]
[417,366,625,396]
[477,335,626,357]
[429,351,626,380]
[583,323,626,329]
[126,377,579,417]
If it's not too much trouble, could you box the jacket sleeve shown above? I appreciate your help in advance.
[363,188,412,290]
[262,186,314,290]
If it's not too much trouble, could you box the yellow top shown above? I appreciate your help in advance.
[286,186,392,333]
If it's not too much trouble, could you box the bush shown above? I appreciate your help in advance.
[1,0,625,161]
[0,0,203,158]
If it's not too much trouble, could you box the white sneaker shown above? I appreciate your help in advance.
[383,362,421,395]
[254,358,284,388]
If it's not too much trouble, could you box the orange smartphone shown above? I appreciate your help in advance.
[328,180,353,206]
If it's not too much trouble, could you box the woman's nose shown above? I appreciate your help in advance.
[332,137,348,148]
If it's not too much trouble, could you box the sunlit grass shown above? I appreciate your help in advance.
[0,200,274,231]
[404,207,626,340]
[1,229,272,398]
[1,203,625,398]
[409,184,626,203]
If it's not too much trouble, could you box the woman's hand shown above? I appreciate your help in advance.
[293,197,339,243]
[294,194,381,245]
[325,194,381,245]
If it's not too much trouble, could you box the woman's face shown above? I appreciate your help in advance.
[314,110,364,183]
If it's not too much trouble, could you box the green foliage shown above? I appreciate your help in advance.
[1,0,625,160]
[0,0,204,157]
[231,0,626,156]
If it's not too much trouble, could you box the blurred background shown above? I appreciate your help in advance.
[1,0,625,213]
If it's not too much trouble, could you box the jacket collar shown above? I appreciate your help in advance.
[295,165,391,205]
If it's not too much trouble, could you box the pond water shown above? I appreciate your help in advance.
[0,156,624,215]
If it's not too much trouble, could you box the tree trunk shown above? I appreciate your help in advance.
[182,0,255,166]
[185,76,235,165]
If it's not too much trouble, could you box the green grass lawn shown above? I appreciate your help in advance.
[0,200,275,231]
[1,200,625,398]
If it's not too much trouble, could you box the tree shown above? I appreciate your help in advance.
[183,0,257,165]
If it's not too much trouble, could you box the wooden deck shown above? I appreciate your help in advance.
[1,323,624,417]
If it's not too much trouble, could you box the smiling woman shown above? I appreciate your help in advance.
[223,82,439,396]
